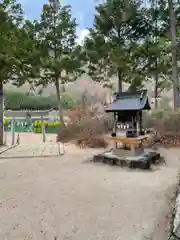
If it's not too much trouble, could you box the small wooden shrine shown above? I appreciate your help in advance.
[106,90,150,137]
[105,90,151,156]
[93,89,160,169]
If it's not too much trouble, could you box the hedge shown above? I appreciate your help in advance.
[4,91,75,110]
[4,120,61,134]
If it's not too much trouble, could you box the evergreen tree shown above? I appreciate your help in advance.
[85,0,152,92]
[37,0,84,125]
[0,0,24,144]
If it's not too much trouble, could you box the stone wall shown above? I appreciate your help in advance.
[169,184,180,240]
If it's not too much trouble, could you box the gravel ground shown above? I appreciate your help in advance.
[0,147,179,240]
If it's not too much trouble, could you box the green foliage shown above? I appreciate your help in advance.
[135,1,172,98]
[84,0,151,91]
[36,0,85,92]
[0,0,40,86]
[143,110,180,139]
[33,120,60,133]
[0,0,23,83]
[4,120,61,134]
[33,120,60,128]
[31,0,86,125]
[13,20,41,88]
[60,92,75,109]
[3,119,9,126]
[84,0,179,101]
[4,91,75,110]
[0,0,179,116]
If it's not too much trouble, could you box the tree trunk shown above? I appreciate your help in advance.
[168,0,179,110]
[117,70,122,93]
[152,0,159,109]
[0,81,3,145]
[55,78,65,128]
[154,60,159,109]
[154,76,158,109]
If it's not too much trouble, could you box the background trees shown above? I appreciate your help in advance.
[4,91,75,110]
[85,0,152,92]
[84,0,179,108]
[0,0,179,144]
[0,0,24,144]
[35,0,84,125]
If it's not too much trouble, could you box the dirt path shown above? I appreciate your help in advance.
[0,147,179,240]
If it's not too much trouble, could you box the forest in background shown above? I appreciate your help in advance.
[0,0,179,143]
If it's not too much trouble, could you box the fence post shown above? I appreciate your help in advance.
[11,117,15,146]
[41,115,46,143]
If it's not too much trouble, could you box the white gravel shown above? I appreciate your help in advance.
[0,147,179,240]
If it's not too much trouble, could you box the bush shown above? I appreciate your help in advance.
[4,91,75,110]
[57,118,108,148]
[143,110,180,146]
[3,119,9,126]
[75,136,108,148]
[143,110,180,133]
[103,113,114,131]
[33,121,61,133]
[143,110,167,129]
[57,107,110,148]
[57,107,180,147]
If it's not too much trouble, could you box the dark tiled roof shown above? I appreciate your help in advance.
[105,90,151,112]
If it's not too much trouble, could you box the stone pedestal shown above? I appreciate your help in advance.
[113,145,144,157]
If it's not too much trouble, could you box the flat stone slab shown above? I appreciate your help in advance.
[93,150,160,170]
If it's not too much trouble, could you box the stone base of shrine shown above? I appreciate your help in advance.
[93,150,160,170]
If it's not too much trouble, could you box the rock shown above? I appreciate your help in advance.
[173,193,180,238]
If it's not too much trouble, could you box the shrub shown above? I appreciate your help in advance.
[75,136,108,148]
[33,120,61,128]
[143,110,180,133]
[33,121,61,133]
[3,119,9,126]
[143,110,180,146]
[54,121,61,127]
[143,110,167,129]
[57,118,108,148]
[103,113,114,131]
[4,91,75,110]
[57,107,110,148]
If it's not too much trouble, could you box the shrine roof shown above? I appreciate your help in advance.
[105,90,151,112]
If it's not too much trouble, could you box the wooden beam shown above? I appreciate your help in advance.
[108,136,148,145]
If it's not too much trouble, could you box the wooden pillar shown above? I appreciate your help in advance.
[132,115,137,132]
[113,113,117,132]
[41,115,46,143]
[139,111,143,135]
[113,112,117,149]
[11,117,15,146]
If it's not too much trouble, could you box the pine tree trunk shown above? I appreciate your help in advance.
[154,75,158,109]
[154,60,159,109]
[0,81,3,145]
[55,78,65,128]
[118,70,122,93]
[168,0,179,110]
